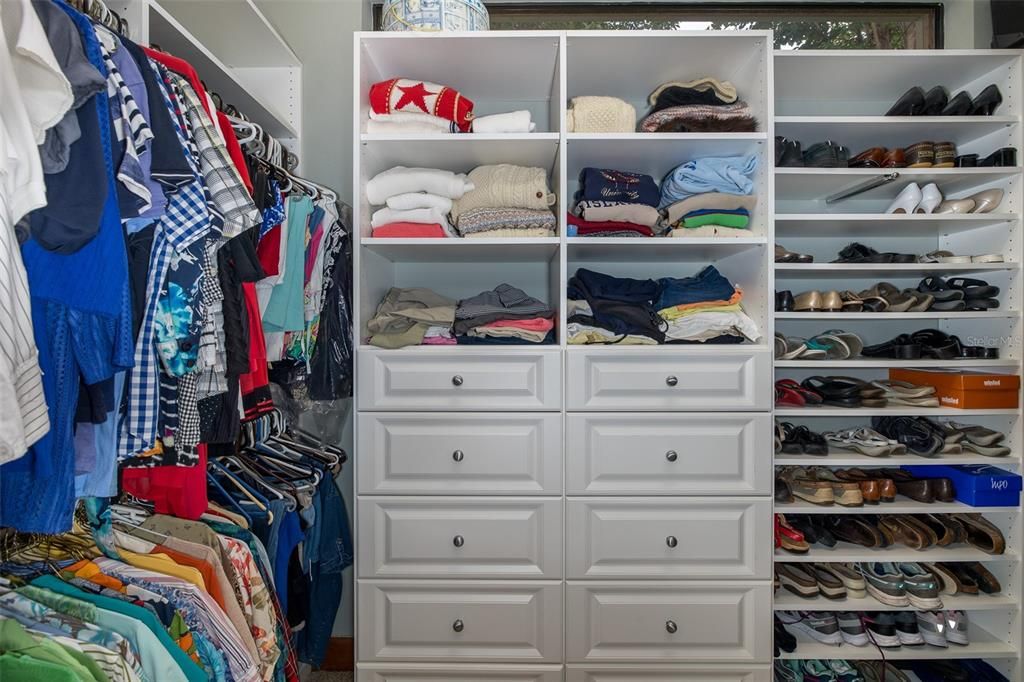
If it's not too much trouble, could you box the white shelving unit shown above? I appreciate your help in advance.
[773,50,1024,679]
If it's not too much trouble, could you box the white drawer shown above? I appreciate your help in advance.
[566,582,771,663]
[566,413,771,495]
[358,350,561,411]
[358,580,563,662]
[566,498,771,579]
[565,348,770,411]
[358,664,564,682]
[358,413,562,495]
[567,665,770,681]
[358,497,562,579]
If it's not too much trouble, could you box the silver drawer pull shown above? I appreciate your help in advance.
[452,450,465,462]
[453,535,465,548]
[452,375,464,386]
[665,450,678,462]
[452,619,464,633]
[666,620,677,634]
[665,375,678,387]
[666,535,678,548]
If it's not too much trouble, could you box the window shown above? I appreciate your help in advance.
[463,3,941,49]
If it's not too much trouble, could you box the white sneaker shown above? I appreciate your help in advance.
[916,611,949,647]
[945,610,969,645]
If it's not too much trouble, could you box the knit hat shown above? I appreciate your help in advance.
[565,96,636,133]
[648,78,738,106]
[451,165,556,222]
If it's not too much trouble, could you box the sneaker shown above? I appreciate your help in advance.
[801,660,839,682]
[816,562,867,599]
[894,610,925,646]
[836,611,870,646]
[916,610,949,647]
[858,562,910,607]
[777,563,821,598]
[777,610,844,646]
[774,660,803,682]
[863,611,902,648]
[827,659,862,682]
[945,610,969,645]
[897,562,944,609]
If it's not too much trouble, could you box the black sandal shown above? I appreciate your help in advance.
[862,334,922,359]
[800,376,866,408]
[910,329,961,359]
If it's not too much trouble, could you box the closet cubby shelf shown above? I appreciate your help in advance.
[774,454,1021,467]
[773,592,1020,612]
[775,407,1021,417]
[360,133,561,143]
[775,311,1019,319]
[778,629,1018,660]
[775,263,1019,278]
[776,546,1019,564]
[775,359,1019,368]
[777,499,1021,514]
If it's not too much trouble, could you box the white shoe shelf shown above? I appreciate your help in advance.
[773,50,1024,678]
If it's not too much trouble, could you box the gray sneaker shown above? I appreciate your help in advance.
[917,610,949,647]
[836,611,870,646]
[897,562,943,609]
[777,610,843,646]
[858,562,910,607]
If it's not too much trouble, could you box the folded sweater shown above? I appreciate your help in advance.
[576,167,660,208]
[458,207,556,236]
[372,222,447,238]
[664,192,757,225]
[366,166,474,205]
[574,200,661,228]
[567,213,653,237]
[386,192,453,212]
[370,206,452,230]
[450,165,555,222]
[658,155,758,208]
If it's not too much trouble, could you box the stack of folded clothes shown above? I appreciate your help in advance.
[450,164,557,238]
[454,284,556,344]
[640,78,758,133]
[567,266,760,344]
[367,77,536,134]
[659,155,758,238]
[569,168,662,238]
[365,166,475,237]
[367,287,458,348]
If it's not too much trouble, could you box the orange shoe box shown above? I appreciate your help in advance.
[889,369,1021,409]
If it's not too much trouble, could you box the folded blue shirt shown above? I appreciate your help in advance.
[659,155,758,208]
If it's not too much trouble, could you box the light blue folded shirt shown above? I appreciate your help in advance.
[659,154,758,208]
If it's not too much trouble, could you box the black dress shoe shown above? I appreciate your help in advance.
[776,290,795,312]
[776,136,803,167]
[941,91,973,116]
[886,86,925,115]
[921,85,949,115]
[970,84,1003,115]
[980,147,1017,167]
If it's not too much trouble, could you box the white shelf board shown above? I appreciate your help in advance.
[148,0,297,138]
[360,238,560,263]
[565,136,765,177]
[778,627,1016,660]
[775,213,1018,237]
[775,262,1018,278]
[360,133,560,143]
[774,116,1020,149]
[775,403,1021,417]
[158,0,299,67]
[567,132,768,141]
[775,359,1019,369]
[567,237,765,262]
[360,135,560,177]
[568,343,770,352]
[775,311,1016,320]
[775,453,1020,467]
[358,344,561,353]
[774,591,1018,612]
[777,499,1019,515]
[775,167,1022,202]
[777,546,1017,564]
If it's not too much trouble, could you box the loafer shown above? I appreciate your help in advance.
[960,561,1002,594]
[918,514,965,546]
[921,86,949,115]
[778,466,835,505]
[827,516,885,547]
[882,148,906,168]
[886,85,926,115]
[850,146,886,168]
[929,561,978,595]
[905,140,935,167]
[878,514,935,549]
[950,513,1006,554]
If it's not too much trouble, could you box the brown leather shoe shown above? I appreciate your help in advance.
[850,147,885,168]
[879,515,934,549]
[879,469,934,503]
[934,141,957,168]
[843,468,896,502]
[826,516,886,548]
[906,140,936,168]
[882,148,906,168]
[919,513,963,546]
[951,513,1006,554]
[930,562,978,594]
[835,470,880,504]
[961,561,1002,593]
[930,477,956,503]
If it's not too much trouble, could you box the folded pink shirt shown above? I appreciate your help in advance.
[481,317,555,332]
[372,222,447,238]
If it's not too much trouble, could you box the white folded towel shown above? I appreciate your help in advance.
[386,193,453,212]
[472,110,536,133]
[370,206,452,230]
[365,166,475,205]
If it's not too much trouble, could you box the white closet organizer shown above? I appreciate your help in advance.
[774,51,1024,678]
[353,31,774,681]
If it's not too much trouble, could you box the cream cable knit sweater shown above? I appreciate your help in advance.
[450,164,556,222]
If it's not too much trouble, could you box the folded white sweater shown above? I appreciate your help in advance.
[472,110,535,133]
[385,193,453,212]
[366,166,475,205]
[370,206,453,230]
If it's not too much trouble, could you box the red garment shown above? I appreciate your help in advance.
[372,222,446,238]
[216,111,254,194]
[239,282,274,418]
[369,78,474,131]
[256,223,282,277]
[121,445,209,520]
[567,212,654,237]
[143,47,211,118]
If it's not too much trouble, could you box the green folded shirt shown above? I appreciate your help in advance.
[682,212,751,229]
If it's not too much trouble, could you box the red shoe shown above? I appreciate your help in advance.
[776,514,810,554]
[775,379,823,407]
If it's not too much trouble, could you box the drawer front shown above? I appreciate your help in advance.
[566,498,771,579]
[358,498,562,578]
[566,582,771,663]
[358,413,562,495]
[358,581,563,662]
[358,350,561,411]
[566,349,770,411]
[358,664,564,682]
[567,665,770,681]
[566,413,770,495]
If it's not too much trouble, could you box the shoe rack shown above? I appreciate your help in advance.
[773,50,1024,678]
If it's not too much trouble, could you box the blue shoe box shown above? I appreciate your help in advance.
[902,464,1022,507]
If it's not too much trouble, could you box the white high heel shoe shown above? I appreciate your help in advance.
[886,182,923,214]
[916,183,943,214]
